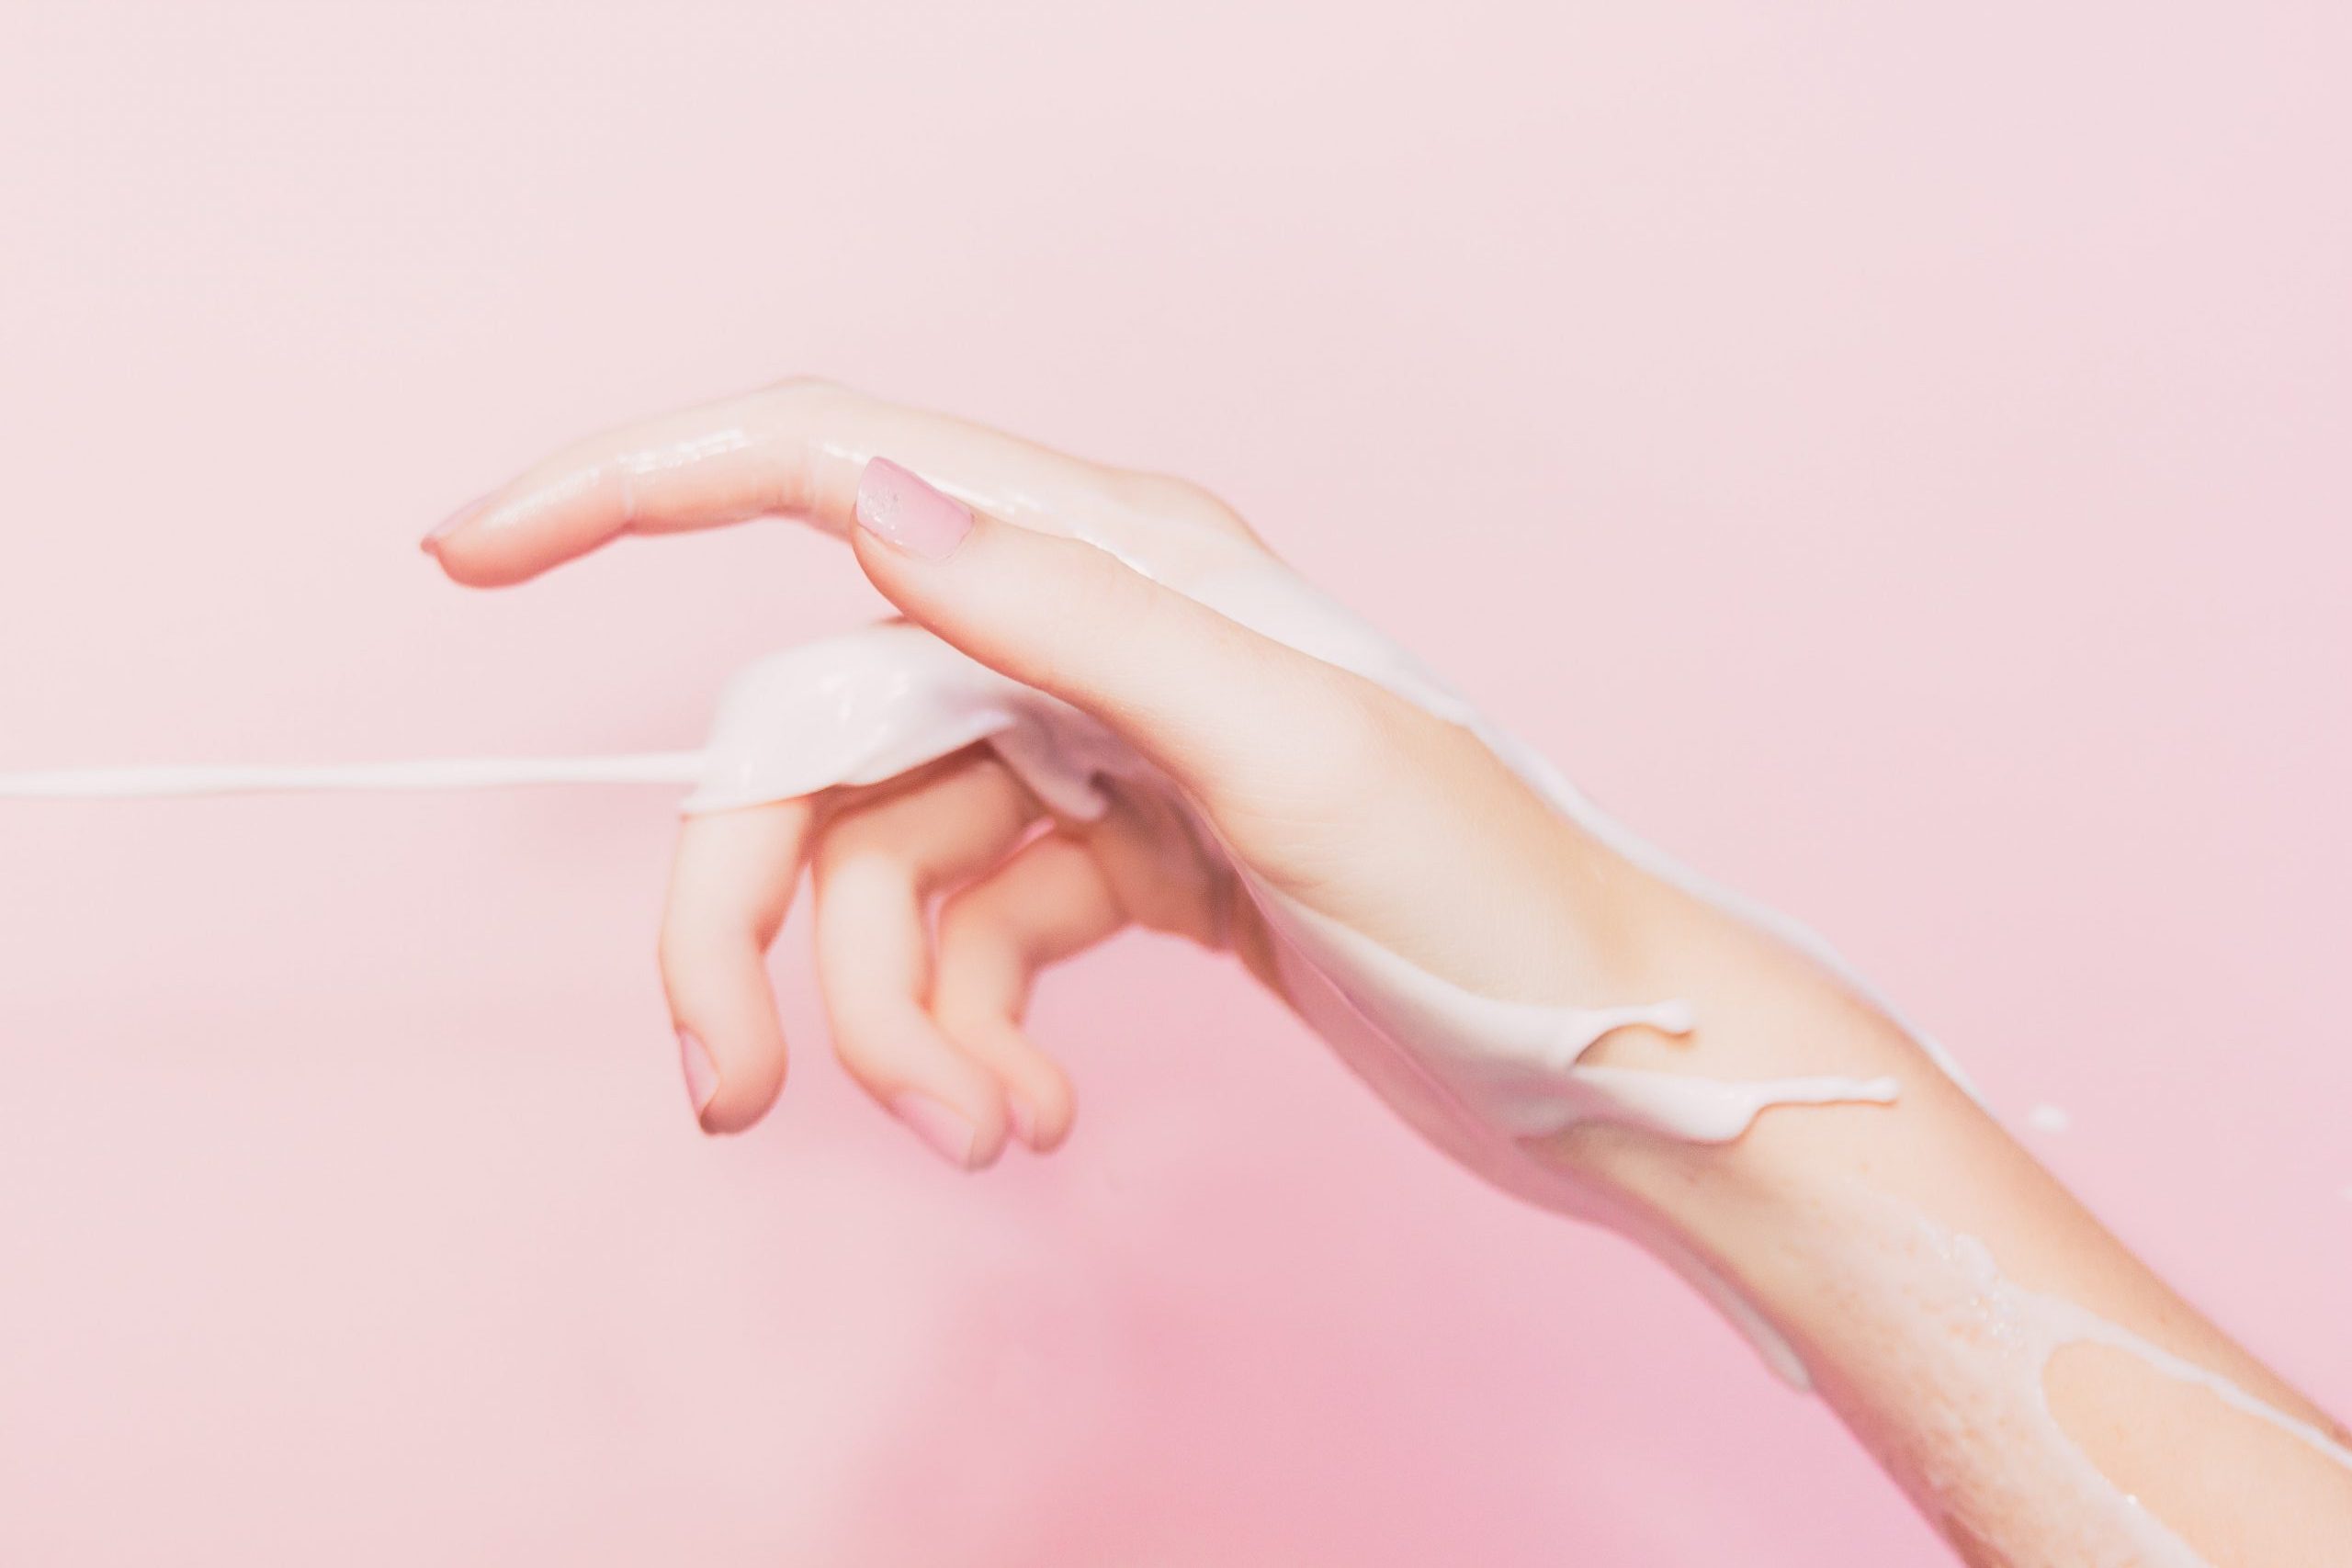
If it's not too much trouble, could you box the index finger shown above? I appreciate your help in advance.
[422,378,1162,588]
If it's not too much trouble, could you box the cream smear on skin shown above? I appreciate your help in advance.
[5,505,2344,1562]
[0,612,1899,1158]
[1792,1190,2352,1566]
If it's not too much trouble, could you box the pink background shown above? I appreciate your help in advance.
[2,4,2346,1562]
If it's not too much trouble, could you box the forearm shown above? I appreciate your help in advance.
[1553,876,2352,1565]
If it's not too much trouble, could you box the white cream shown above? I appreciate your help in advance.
[5,531,2342,1562]
[0,752,707,798]
[2027,1101,2073,1134]
[1792,1192,2352,1565]
[0,603,1898,1156]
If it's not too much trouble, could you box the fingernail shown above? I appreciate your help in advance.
[889,1089,979,1168]
[677,1028,719,1122]
[854,457,972,559]
[422,494,492,554]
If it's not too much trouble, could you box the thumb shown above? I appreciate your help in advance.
[846,456,1363,807]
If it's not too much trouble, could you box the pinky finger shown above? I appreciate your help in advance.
[930,832,1129,1152]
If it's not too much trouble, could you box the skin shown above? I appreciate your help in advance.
[426,379,2352,1564]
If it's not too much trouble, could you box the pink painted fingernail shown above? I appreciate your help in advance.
[889,1089,979,1168]
[854,457,972,559]
[421,494,492,554]
[677,1028,719,1122]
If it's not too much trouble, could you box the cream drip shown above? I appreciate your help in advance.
[5,509,2343,1562]
[0,604,1901,1157]
[1794,1192,2352,1564]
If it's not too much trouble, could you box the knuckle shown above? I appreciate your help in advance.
[1024,538,1160,696]
[826,1019,893,1084]
[1318,674,1437,809]
[655,921,729,1010]
[931,884,995,953]
[655,926,690,989]
[762,374,848,411]
[1283,659,1396,770]
[810,808,888,883]
[1069,540,1159,626]
[929,983,1003,1043]
[1205,660,1402,820]
[656,908,735,983]
[1110,470,1252,537]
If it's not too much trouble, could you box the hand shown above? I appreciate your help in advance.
[426,380,2352,1566]
[424,379,2352,1564]
[424,380,1688,1181]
